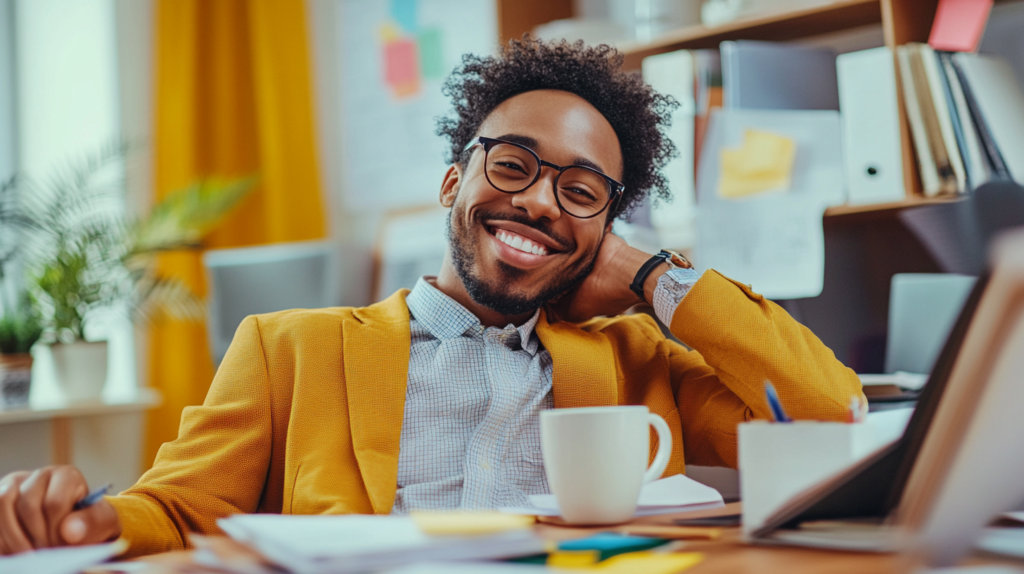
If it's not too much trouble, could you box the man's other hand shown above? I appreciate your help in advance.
[547,233,656,323]
[0,466,121,554]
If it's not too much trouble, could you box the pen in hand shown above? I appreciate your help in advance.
[73,483,112,511]
[764,380,792,422]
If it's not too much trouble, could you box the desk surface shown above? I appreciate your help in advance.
[115,503,1023,573]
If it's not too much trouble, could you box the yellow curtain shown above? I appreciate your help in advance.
[146,0,327,466]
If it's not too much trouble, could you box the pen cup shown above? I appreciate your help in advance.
[738,420,884,536]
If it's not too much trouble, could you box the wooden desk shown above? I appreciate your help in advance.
[114,503,1022,573]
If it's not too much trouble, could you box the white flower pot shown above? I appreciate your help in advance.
[50,341,108,402]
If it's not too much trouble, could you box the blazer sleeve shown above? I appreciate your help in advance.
[668,270,864,468]
[107,315,274,557]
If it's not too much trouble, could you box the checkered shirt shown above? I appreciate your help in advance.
[392,268,702,512]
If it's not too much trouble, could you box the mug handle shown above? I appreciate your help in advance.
[642,413,673,484]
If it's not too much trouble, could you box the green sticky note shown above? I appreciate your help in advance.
[418,27,444,80]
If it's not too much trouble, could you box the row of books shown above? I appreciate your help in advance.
[897,43,1024,197]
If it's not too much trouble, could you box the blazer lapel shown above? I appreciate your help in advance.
[343,290,412,514]
[537,310,618,408]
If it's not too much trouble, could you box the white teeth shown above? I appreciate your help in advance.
[494,228,549,256]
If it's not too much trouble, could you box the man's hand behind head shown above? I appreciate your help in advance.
[546,232,653,323]
[0,466,121,554]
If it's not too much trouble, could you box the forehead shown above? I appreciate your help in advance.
[476,90,623,179]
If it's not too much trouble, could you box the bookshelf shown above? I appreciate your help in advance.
[496,0,963,217]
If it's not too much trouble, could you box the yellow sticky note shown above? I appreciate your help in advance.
[410,511,535,536]
[552,551,704,573]
[548,550,601,567]
[718,130,796,199]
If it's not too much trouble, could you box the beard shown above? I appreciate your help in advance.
[446,197,597,316]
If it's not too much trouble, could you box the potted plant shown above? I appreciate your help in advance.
[18,144,254,401]
[0,177,43,409]
[0,300,43,409]
[0,176,43,408]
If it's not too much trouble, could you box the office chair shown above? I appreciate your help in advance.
[203,241,338,365]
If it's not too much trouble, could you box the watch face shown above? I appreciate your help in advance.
[665,250,693,269]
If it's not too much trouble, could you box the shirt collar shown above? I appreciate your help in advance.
[406,277,541,354]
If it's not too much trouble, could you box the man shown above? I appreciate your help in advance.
[0,38,861,557]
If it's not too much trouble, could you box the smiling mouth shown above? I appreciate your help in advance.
[488,226,557,257]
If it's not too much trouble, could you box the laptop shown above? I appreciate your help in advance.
[749,228,1024,567]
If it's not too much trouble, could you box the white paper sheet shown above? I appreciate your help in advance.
[0,540,126,574]
[858,372,929,391]
[218,514,546,574]
[694,109,844,299]
[499,474,724,517]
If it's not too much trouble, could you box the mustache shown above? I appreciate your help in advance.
[472,208,575,252]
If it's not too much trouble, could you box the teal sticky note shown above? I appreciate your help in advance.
[558,533,668,561]
[390,0,417,33]
[418,27,444,80]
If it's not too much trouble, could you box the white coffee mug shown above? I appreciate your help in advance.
[540,405,672,524]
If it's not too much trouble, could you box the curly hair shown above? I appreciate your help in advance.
[435,37,678,221]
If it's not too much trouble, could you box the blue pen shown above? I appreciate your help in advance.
[73,483,112,511]
[764,380,792,422]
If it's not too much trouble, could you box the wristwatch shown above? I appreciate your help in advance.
[630,249,693,303]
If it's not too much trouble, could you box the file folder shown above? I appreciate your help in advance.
[837,47,906,205]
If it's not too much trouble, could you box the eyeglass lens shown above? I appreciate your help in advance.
[484,142,612,218]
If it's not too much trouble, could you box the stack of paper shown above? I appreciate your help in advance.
[217,514,547,574]
[500,474,724,518]
[0,540,126,574]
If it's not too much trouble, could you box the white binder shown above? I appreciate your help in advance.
[837,47,906,205]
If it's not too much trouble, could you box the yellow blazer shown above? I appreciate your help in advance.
[109,271,862,556]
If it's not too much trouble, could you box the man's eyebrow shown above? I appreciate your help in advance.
[495,133,608,175]
[495,133,538,149]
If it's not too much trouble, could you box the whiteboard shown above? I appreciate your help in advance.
[338,0,497,211]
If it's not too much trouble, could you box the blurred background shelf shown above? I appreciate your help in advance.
[618,0,883,68]
[498,0,984,215]
[0,388,160,426]
[825,196,961,218]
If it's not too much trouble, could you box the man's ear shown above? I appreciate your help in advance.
[439,164,462,208]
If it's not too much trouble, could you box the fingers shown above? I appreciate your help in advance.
[0,471,33,555]
[14,469,53,547]
[43,466,88,546]
[60,499,120,546]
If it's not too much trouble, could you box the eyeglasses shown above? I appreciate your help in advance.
[462,136,625,219]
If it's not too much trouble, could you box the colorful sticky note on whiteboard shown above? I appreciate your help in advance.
[928,0,993,52]
[718,130,796,199]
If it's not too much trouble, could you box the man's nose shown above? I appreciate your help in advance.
[510,168,561,222]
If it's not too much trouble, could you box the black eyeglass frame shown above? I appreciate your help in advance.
[462,136,625,220]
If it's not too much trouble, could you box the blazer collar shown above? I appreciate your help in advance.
[343,290,412,514]
[536,309,618,408]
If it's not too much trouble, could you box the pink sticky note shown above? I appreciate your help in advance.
[928,0,994,53]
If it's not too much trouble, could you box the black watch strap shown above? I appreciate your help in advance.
[630,251,672,303]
